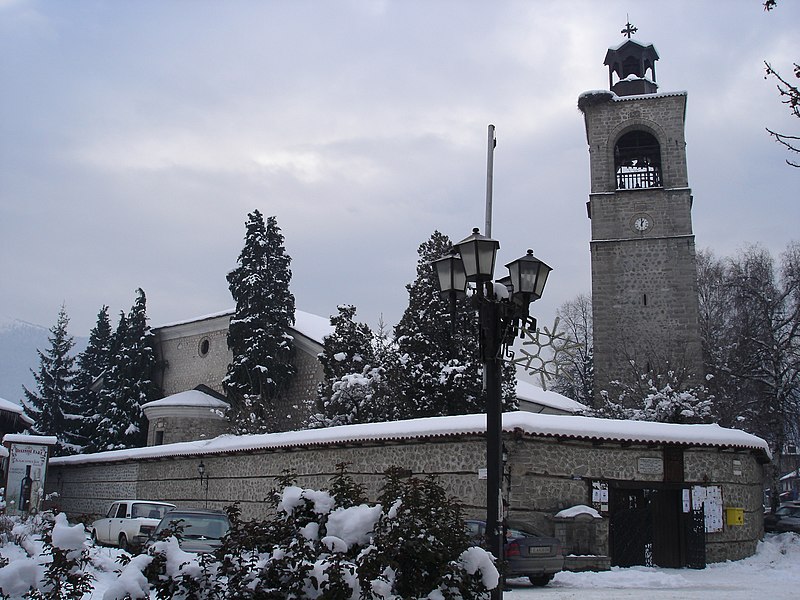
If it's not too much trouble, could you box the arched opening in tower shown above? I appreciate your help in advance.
[614,131,662,190]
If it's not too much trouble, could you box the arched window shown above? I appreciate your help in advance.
[614,130,662,190]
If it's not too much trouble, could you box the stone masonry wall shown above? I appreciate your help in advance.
[46,435,765,564]
[582,94,689,193]
[581,91,703,400]
[154,315,324,433]
[147,415,230,446]
[155,323,231,397]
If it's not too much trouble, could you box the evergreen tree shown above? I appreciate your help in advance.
[92,290,160,451]
[392,231,516,420]
[224,211,296,434]
[72,306,113,453]
[22,305,81,454]
[312,305,388,427]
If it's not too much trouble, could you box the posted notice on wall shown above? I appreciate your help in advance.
[5,443,49,516]
[691,485,724,533]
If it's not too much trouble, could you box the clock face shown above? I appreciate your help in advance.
[631,213,653,233]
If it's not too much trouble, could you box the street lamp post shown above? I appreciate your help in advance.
[198,461,209,508]
[433,229,551,600]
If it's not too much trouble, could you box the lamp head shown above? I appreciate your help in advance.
[454,228,499,283]
[431,252,467,298]
[505,249,552,303]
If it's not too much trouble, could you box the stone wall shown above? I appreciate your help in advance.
[46,433,766,565]
[153,314,325,433]
[581,91,704,399]
[154,315,232,397]
[147,414,229,446]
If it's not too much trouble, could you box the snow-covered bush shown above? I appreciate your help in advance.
[110,464,498,599]
[0,511,94,600]
[595,368,713,424]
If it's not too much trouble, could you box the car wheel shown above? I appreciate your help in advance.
[118,533,128,552]
[529,574,554,587]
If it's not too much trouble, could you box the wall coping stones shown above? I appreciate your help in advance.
[50,411,771,468]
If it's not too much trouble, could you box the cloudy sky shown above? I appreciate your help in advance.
[1,0,798,338]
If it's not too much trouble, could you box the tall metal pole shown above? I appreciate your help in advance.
[480,289,504,600]
[485,124,496,238]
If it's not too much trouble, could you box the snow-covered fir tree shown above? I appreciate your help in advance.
[311,305,397,427]
[72,306,113,453]
[91,290,160,451]
[22,305,82,455]
[224,211,296,434]
[391,231,516,420]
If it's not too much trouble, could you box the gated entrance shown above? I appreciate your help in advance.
[609,484,705,568]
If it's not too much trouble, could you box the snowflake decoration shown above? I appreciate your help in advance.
[507,317,582,390]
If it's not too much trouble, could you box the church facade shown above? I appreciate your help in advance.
[147,310,331,442]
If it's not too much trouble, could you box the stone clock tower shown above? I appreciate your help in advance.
[579,29,704,405]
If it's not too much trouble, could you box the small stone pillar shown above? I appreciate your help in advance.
[552,505,611,571]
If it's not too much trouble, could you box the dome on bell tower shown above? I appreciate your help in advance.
[603,21,659,96]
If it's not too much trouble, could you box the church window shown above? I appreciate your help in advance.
[643,293,648,306]
[155,430,164,445]
[614,130,662,190]
[199,338,210,357]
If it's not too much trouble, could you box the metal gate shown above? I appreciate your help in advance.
[610,486,703,568]
[610,488,654,567]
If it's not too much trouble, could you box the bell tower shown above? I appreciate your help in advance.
[579,25,704,405]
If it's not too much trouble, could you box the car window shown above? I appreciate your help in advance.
[466,521,482,537]
[106,503,119,518]
[776,507,792,517]
[506,527,531,539]
[157,514,229,539]
[115,504,128,518]
[132,503,173,519]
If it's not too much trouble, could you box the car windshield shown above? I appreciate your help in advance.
[132,503,173,519]
[157,514,229,539]
[506,522,542,538]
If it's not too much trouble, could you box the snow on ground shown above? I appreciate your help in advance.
[2,522,797,599]
[504,533,800,600]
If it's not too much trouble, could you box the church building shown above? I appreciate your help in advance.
[579,27,704,404]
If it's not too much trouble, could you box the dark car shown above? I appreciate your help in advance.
[150,508,231,553]
[764,501,800,534]
[466,519,564,586]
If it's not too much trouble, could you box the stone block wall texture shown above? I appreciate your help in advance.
[581,91,703,400]
[154,314,324,434]
[155,321,231,397]
[147,415,229,446]
[46,435,765,564]
[582,94,689,193]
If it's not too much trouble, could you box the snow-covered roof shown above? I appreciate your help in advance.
[781,469,800,481]
[515,381,587,414]
[49,411,771,467]
[578,89,687,103]
[0,397,27,416]
[141,389,229,410]
[3,434,58,446]
[154,309,333,344]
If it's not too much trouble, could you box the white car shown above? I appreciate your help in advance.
[91,500,176,551]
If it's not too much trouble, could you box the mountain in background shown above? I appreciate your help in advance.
[0,316,87,405]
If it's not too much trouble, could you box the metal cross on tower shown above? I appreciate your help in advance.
[621,18,638,39]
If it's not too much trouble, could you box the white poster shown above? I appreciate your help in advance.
[5,443,49,516]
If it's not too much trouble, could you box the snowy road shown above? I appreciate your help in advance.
[503,533,798,600]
